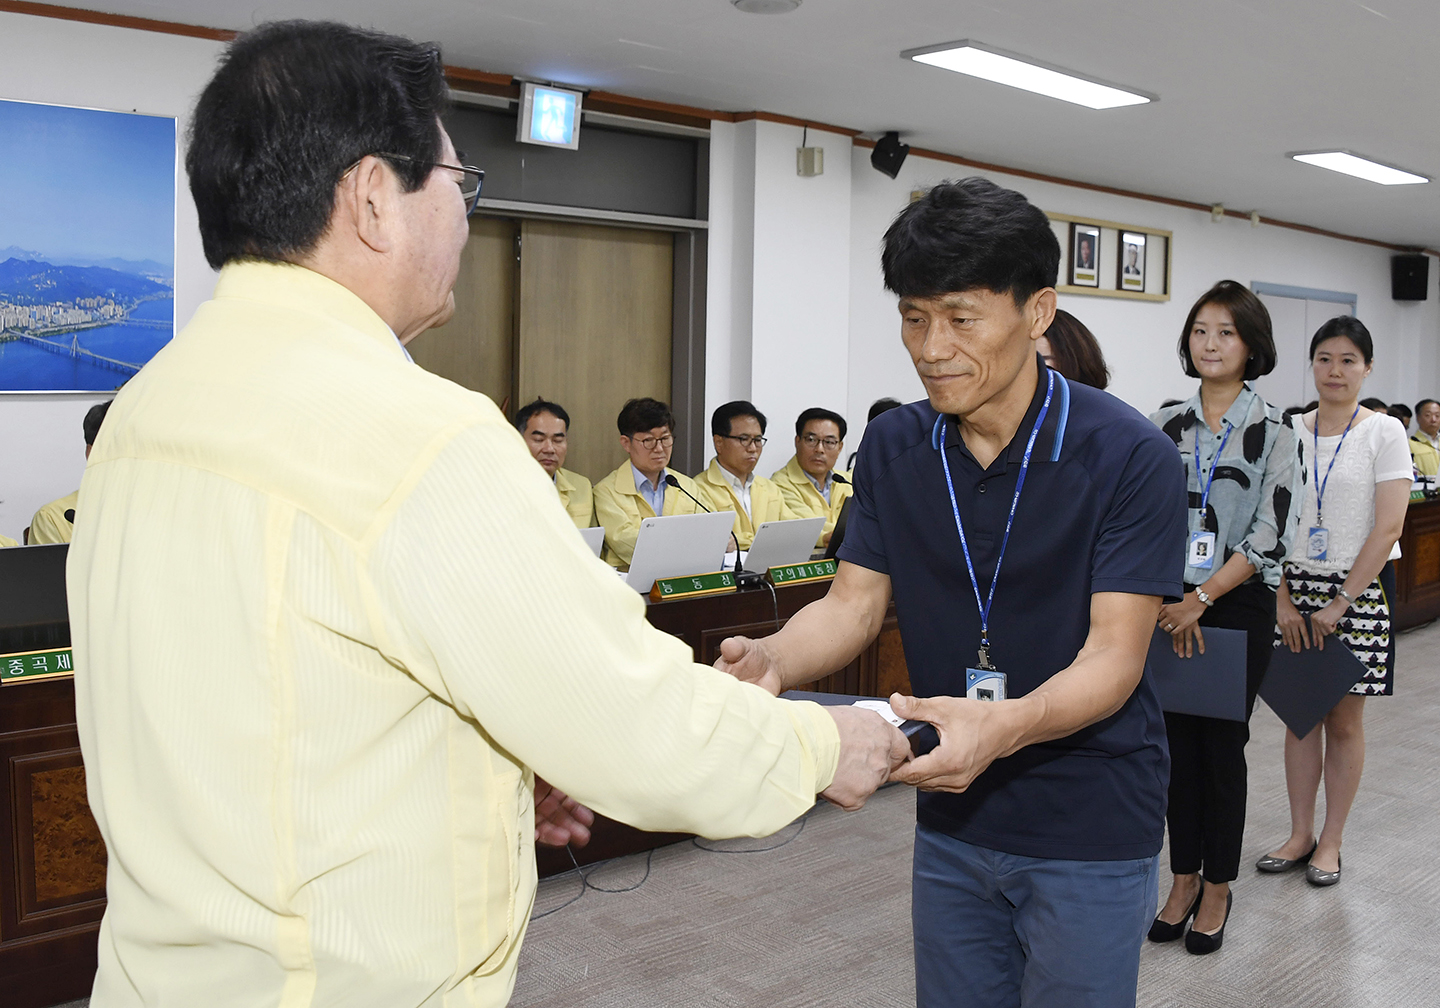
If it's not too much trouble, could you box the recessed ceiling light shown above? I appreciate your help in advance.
[731,0,801,13]
[1289,150,1428,186]
[902,40,1153,110]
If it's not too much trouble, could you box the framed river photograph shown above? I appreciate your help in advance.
[1118,230,1146,291]
[1069,223,1100,287]
[0,98,176,392]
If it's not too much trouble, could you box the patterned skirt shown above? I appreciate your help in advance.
[1277,562,1394,696]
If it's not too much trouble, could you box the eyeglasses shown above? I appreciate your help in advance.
[632,434,674,451]
[350,153,485,217]
[720,435,767,448]
[800,434,841,449]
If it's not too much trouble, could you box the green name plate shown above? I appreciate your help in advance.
[650,570,738,601]
[767,558,838,586]
[1,647,75,685]
[1412,489,1428,501]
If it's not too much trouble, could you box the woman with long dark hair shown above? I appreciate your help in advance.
[1258,316,1409,887]
[1148,280,1303,954]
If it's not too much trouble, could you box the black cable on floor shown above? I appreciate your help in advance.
[691,805,811,854]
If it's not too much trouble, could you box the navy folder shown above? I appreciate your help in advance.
[1146,626,1249,722]
[1259,618,1369,739]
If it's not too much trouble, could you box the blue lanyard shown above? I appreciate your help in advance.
[938,369,1055,652]
[1197,421,1233,520]
[1312,406,1359,525]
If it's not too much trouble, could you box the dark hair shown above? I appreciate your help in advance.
[514,397,569,433]
[867,398,902,423]
[1178,281,1276,381]
[1042,309,1109,389]
[83,401,112,445]
[1360,398,1388,413]
[881,178,1059,306]
[795,407,847,440]
[1390,403,1413,422]
[712,400,766,437]
[187,21,448,269]
[1308,316,1373,363]
[617,397,675,437]
[1415,399,1437,415]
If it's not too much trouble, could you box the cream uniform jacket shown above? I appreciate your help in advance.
[694,458,798,550]
[69,262,840,1008]
[29,489,79,544]
[592,463,707,568]
[770,456,853,546]
[554,467,594,528]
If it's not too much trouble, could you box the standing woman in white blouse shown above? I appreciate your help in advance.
[1258,316,1410,887]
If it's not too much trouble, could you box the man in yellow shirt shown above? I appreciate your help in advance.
[1411,398,1440,478]
[593,397,711,567]
[514,397,594,527]
[29,400,112,544]
[771,407,854,547]
[694,400,798,549]
[68,22,904,1008]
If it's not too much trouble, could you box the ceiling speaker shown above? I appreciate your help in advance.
[871,131,910,179]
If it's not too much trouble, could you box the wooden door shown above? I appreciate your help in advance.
[516,220,673,482]
[407,216,517,412]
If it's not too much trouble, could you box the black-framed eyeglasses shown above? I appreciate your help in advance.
[800,434,841,449]
[720,434,767,448]
[353,153,485,217]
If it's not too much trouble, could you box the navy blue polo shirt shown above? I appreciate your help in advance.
[838,362,1186,860]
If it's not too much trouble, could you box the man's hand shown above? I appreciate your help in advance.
[715,635,784,696]
[887,693,1032,793]
[820,705,911,810]
[534,776,594,848]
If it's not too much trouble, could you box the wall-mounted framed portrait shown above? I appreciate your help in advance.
[1069,223,1100,287]
[1118,231,1146,291]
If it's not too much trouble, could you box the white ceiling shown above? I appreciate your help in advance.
[60,0,1440,247]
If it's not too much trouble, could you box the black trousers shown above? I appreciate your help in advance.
[1164,579,1276,883]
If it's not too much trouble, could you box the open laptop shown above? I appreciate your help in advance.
[743,516,825,573]
[625,510,736,592]
[822,497,853,560]
[0,543,70,655]
[578,526,605,558]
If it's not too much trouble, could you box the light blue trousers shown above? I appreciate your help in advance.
[913,824,1159,1008]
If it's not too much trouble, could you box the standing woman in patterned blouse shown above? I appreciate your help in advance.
[1258,316,1409,887]
[1148,281,1304,955]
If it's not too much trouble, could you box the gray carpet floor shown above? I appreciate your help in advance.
[56,620,1440,1008]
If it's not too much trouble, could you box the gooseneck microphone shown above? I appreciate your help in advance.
[663,473,711,512]
[831,472,849,485]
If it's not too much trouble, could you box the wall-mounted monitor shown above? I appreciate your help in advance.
[517,82,582,150]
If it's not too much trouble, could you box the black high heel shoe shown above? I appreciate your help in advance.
[1184,890,1233,955]
[1147,884,1203,943]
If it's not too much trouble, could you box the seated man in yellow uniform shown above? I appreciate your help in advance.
[593,397,708,568]
[771,407,853,547]
[695,400,797,550]
[1411,398,1440,478]
[515,397,593,528]
[29,400,112,544]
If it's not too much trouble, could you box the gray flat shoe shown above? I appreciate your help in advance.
[1256,841,1316,873]
[1306,856,1342,887]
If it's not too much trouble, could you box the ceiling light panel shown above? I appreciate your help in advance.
[903,40,1153,110]
[1289,151,1428,186]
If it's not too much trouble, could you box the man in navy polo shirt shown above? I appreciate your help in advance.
[716,178,1186,1007]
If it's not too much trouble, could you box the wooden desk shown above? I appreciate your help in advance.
[1394,496,1440,630]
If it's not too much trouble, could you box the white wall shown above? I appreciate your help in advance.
[0,12,224,541]
[843,147,1440,446]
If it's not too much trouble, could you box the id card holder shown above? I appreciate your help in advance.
[1188,530,1216,569]
[1306,526,1329,561]
[966,668,1007,702]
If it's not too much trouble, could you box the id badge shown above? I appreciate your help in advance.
[966,668,1007,702]
[1306,526,1329,561]
[1188,530,1216,569]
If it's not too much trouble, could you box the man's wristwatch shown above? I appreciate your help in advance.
[1195,587,1215,607]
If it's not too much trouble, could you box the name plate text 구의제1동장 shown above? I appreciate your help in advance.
[767,559,838,586]
[1,647,74,685]
[650,570,738,602]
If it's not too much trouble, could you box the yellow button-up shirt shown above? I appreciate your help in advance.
[1410,434,1439,478]
[70,261,838,1008]
[29,489,79,544]
[770,455,853,546]
[592,462,707,567]
[554,466,594,528]
[694,458,797,550]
